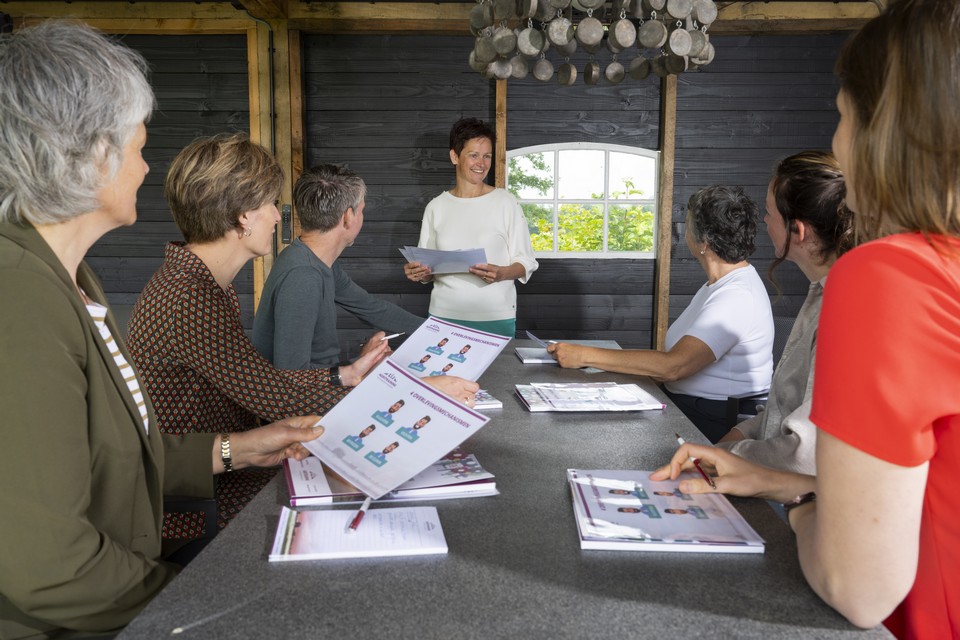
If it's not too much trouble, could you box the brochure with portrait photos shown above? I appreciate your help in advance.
[568,469,765,553]
[390,316,511,382]
[303,358,491,499]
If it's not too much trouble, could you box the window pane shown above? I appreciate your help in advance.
[523,203,555,252]
[609,152,656,200]
[558,204,603,252]
[558,150,604,200]
[508,152,555,199]
[608,204,656,252]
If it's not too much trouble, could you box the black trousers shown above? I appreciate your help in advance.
[662,388,763,444]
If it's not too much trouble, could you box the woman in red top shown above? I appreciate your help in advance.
[653,1,960,636]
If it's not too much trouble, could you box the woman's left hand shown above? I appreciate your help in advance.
[423,375,480,408]
[469,263,505,284]
[220,415,324,472]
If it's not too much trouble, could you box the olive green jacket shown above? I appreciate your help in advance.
[0,222,215,639]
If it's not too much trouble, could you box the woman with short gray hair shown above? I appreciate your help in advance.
[0,22,325,637]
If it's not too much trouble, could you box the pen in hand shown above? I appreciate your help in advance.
[346,496,373,534]
[381,332,404,342]
[674,433,717,489]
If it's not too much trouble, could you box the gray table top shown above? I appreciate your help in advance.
[119,344,890,639]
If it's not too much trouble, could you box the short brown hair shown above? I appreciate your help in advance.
[164,133,283,243]
[835,0,960,241]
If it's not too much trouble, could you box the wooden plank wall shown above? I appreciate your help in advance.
[303,31,846,354]
[302,34,494,355]
[672,33,847,322]
[86,34,252,330]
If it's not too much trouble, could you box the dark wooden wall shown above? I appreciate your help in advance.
[303,32,846,354]
[88,34,252,331]
[672,33,846,323]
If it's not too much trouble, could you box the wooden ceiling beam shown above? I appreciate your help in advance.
[235,0,287,21]
[4,2,251,33]
[2,1,882,35]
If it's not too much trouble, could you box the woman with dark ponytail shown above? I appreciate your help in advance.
[718,151,853,474]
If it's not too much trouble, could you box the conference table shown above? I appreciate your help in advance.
[119,343,891,639]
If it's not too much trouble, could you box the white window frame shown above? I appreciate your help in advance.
[507,142,660,259]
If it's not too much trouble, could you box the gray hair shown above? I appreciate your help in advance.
[293,164,367,233]
[0,21,154,224]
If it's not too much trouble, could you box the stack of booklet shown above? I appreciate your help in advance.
[516,382,665,412]
[567,469,765,553]
[285,451,498,507]
[270,506,448,561]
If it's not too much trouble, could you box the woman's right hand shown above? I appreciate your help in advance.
[649,442,814,503]
[546,342,586,368]
[340,339,390,386]
[423,375,480,408]
[404,261,433,283]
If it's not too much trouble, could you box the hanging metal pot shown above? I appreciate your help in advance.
[474,35,498,64]
[668,26,692,56]
[494,0,518,21]
[575,16,604,47]
[638,19,668,49]
[610,18,637,49]
[584,61,601,85]
[558,62,578,85]
[488,58,513,80]
[518,26,547,56]
[691,40,714,65]
[666,0,692,20]
[519,0,539,19]
[533,57,555,81]
[629,56,651,79]
[547,16,574,47]
[470,3,494,34]
[605,61,626,84]
[686,28,707,58]
[692,0,717,25]
[492,26,518,57]
[511,55,530,79]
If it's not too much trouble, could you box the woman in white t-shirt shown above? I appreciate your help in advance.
[402,118,538,338]
[549,185,774,442]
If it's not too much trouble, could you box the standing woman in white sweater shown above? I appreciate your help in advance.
[403,118,538,337]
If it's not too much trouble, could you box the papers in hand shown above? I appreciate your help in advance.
[399,246,487,274]
[568,469,765,553]
[516,382,666,412]
[515,347,557,365]
[302,319,507,500]
[285,451,498,507]
[269,506,448,561]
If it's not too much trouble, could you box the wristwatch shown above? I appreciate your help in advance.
[782,491,816,514]
[329,365,343,386]
[220,433,234,473]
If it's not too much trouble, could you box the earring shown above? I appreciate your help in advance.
[243,226,252,238]
[699,249,705,255]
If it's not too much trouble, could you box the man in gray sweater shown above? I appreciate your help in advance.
[253,165,424,369]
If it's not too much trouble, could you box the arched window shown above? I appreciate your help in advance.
[507,143,659,258]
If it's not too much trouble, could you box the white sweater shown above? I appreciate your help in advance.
[418,189,538,321]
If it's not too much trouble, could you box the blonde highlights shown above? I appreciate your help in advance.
[836,0,960,242]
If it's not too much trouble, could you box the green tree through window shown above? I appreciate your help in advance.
[507,144,658,257]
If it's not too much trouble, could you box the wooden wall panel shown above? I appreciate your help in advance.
[87,34,253,329]
[303,31,844,353]
[670,33,846,331]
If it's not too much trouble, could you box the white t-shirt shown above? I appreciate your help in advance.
[418,188,538,321]
[664,264,773,400]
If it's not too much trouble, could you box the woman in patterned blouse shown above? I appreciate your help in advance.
[127,134,479,536]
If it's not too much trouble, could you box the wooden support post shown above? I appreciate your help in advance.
[248,22,274,311]
[654,74,677,350]
[495,79,507,188]
[289,29,305,240]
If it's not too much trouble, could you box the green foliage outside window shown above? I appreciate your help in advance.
[509,153,655,254]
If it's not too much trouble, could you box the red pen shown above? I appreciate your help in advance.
[674,433,717,489]
[346,496,373,533]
